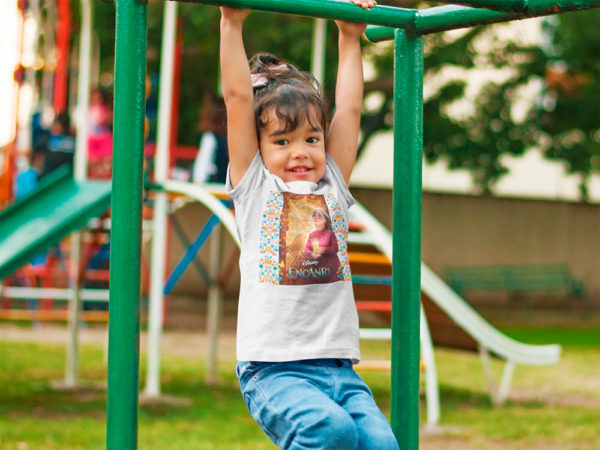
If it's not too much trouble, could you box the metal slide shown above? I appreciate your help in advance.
[0,168,112,280]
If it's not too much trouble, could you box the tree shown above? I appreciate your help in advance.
[363,8,599,200]
[537,11,600,200]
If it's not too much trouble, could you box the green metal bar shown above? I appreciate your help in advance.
[433,0,600,12]
[527,0,600,14]
[391,29,423,450]
[177,0,416,29]
[414,4,517,35]
[364,25,397,43]
[434,0,524,10]
[106,0,147,448]
[416,1,600,34]
[365,4,509,42]
[366,1,600,41]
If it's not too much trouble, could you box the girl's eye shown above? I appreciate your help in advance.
[306,137,319,144]
[275,139,288,146]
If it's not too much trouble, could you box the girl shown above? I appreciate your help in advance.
[221,2,399,448]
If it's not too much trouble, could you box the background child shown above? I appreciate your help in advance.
[192,91,229,184]
[220,2,398,448]
[87,88,113,179]
[40,112,75,178]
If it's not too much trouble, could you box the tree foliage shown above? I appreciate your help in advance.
[365,9,599,199]
[537,11,600,199]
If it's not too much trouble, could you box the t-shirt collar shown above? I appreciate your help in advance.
[283,180,319,194]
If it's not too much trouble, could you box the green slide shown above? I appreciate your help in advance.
[0,167,112,279]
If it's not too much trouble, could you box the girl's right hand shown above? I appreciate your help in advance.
[220,6,250,24]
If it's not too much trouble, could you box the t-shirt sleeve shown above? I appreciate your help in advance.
[225,151,263,201]
[325,154,355,209]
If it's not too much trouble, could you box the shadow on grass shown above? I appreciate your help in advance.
[139,376,245,420]
[1,385,107,419]
[437,384,493,410]
[1,376,248,421]
[437,384,556,412]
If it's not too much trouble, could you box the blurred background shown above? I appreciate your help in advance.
[0,1,598,449]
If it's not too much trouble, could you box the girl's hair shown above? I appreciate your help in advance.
[312,208,331,229]
[250,53,329,137]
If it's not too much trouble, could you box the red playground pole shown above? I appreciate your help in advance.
[54,0,71,113]
[168,17,183,165]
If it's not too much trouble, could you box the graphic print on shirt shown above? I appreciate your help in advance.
[276,192,351,285]
[324,193,352,282]
[258,190,284,284]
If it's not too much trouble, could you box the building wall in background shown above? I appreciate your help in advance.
[352,188,599,304]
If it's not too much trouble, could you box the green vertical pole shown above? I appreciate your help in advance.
[391,29,423,450]
[106,0,147,448]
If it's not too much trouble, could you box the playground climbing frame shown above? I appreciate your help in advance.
[106,1,599,449]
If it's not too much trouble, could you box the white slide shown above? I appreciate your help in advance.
[349,201,561,424]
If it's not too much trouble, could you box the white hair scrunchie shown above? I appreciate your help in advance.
[250,64,289,89]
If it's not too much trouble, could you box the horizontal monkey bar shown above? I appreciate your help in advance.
[365,0,600,41]
[175,0,416,28]
[432,0,599,13]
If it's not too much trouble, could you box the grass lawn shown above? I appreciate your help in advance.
[0,325,598,449]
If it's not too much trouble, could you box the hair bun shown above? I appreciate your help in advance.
[250,53,298,89]
[254,53,281,68]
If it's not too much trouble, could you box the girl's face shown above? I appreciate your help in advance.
[313,211,326,230]
[259,107,326,184]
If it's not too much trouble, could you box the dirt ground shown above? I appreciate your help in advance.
[0,322,237,362]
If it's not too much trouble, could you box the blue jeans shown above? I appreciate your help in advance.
[237,359,399,450]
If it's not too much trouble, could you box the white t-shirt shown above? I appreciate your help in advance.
[226,151,360,363]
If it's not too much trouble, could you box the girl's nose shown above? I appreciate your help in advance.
[291,144,309,158]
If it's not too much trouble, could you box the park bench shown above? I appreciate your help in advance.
[445,263,585,299]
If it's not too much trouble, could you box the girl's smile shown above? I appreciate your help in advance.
[259,108,326,183]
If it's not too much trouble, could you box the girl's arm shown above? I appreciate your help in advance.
[326,1,373,184]
[220,7,257,187]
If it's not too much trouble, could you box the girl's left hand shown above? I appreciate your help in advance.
[335,20,367,38]
[336,0,375,36]
[220,6,250,24]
